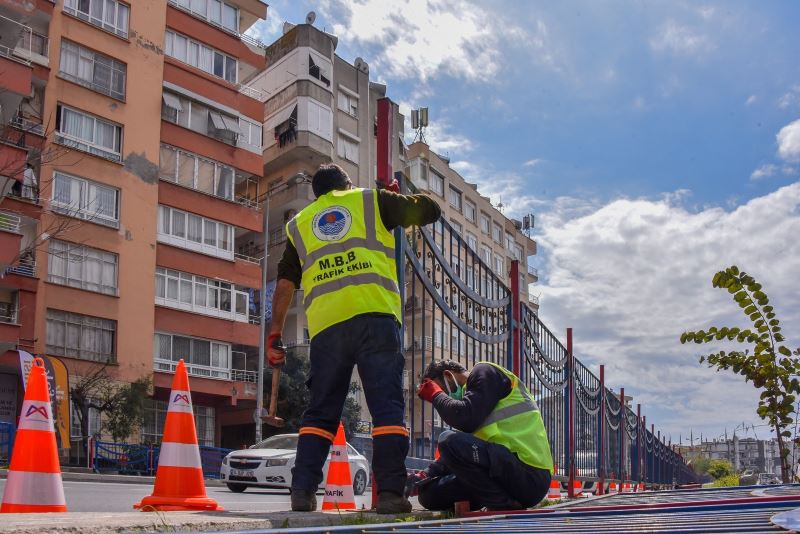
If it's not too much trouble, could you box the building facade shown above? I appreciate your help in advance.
[0,0,270,457]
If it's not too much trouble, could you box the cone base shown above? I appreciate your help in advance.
[134,495,223,512]
[1,503,67,513]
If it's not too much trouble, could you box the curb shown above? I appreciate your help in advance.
[0,469,224,487]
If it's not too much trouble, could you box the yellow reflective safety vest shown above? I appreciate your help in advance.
[285,188,401,338]
[470,362,554,473]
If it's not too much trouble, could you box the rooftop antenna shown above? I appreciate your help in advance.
[305,11,316,25]
[411,107,428,143]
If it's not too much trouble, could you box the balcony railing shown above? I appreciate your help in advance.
[0,15,32,64]
[230,368,257,383]
[527,265,538,277]
[238,83,267,101]
[0,211,21,233]
[528,294,540,306]
[7,183,39,204]
[234,252,262,264]
[0,303,17,324]
[10,116,45,136]
[153,357,231,380]
[5,256,36,277]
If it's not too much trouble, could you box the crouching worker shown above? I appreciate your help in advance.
[412,360,553,511]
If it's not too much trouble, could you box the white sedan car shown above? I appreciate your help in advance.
[220,433,370,495]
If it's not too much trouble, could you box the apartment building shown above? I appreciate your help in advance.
[246,21,405,346]
[0,0,270,455]
[403,141,539,452]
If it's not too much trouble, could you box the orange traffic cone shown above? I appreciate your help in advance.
[134,360,222,511]
[322,422,356,511]
[547,479,562,500]
[638,483,645,492]
[622,482,632,493]
[572,479,583,497]
[1,358,66,513]
[609,481,618,493]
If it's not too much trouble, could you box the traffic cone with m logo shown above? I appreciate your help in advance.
[134,359,222,511]
[322,422,356,511]
[1,357,66,513]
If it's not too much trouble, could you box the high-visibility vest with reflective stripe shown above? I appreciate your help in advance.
[286,188,401,338]
[469,362,554,473]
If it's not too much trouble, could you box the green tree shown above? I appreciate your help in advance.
[692,455,711,476]
[681,266,799,482]
[706,459,734,479]
[265,346,363,440]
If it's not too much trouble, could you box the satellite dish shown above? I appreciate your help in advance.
[305,11,316,25]
[354,57,369,73]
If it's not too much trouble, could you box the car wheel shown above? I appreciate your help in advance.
[353,470,367,496]
[227,483,248,493]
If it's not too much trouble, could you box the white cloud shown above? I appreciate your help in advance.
[750,163,778,180]
[777,119,800,162]
[745,95,758,106]
[523,159,543,168]
[778,86,800,110]
[318,0,548,83]
[536,183,800,438]
[246,5,286,45]
[650,21,714,56]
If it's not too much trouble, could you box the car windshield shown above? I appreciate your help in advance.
[251,435,298,450]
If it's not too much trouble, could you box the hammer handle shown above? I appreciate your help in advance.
[268,367,281,417]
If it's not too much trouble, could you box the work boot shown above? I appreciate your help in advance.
[376,491,413,514]
[290,488,317,512]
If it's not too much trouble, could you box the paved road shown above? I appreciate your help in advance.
[0,479,390,513]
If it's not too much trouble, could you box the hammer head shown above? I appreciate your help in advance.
[262,415,285,427]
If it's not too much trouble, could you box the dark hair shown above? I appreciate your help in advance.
[312,164,350,198]
[422,360,467,382]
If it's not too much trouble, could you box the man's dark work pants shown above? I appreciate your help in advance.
[291,314,409,495]
[418,431,551,510]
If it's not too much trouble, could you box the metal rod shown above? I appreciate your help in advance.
[255,192,270,444]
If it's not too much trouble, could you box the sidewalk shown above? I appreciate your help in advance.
[0,509,441,533]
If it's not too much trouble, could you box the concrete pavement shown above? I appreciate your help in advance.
[0,478,434,533]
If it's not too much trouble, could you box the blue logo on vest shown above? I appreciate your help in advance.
[312,206,352,241]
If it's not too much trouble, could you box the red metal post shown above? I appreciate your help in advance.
[619,387,625,483]
[510,260,520,376]
[567,328,575,498]
[637,404,642,486]
[376,98,394,188]
[598,365,605,495]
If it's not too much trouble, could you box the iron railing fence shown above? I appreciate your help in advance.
[400,176,696,489]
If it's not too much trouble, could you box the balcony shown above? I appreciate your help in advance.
[528,294,540,306]
[154,357,232,381]
[0,300,17,325]
[5,256,36,277]
[527,264,539,281]
[0,15,48,67]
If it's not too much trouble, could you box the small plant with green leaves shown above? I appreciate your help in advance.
[681,265,799,482]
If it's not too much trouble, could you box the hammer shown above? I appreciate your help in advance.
[263,337,285,427]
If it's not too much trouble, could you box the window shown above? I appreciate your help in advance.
[237,117,262,153]
[142,399,215,446]
[337,133,359,163]
[304,99,333,141]
[464,200,476,222]
[71,401,101,439]
[159,144,234,200]
[492,222,502,243]
[448,186,462,211]
[430,168,444,196]
[480,212,490,235]
[161,91,240,145]
[466,232,477,251]
[450,219,462,234]
[155,267,249,322]
[409,158,428,189]
[56,105,122,162]
[481,245,492,265]
[153,332,231,380]
[164,30,237,83]
[168,0,238,33]
[433,218,444,235]
[63,0,129,38]
[308,54,330,86]
[46,309,116,363]
[494,254,505,274]
[51,172,120,228]
[337,89,358,116]
[60,40,126,100]
[505,232,515,251]
[49,240,118,295]
[158,205,234,260]
[434,319,443,348]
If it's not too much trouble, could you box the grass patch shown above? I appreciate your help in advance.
[710,475,740,487]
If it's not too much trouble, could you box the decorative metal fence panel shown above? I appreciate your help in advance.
[0,422,15,465]
[92,440,231,479]
[400,192,696,488]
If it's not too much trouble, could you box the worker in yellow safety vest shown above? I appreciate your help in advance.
[415,359,553,511]
[268,164,441,513]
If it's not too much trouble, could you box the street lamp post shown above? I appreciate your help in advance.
[254,172,310,443]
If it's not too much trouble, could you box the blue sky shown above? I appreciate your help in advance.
[250,2,800,444]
